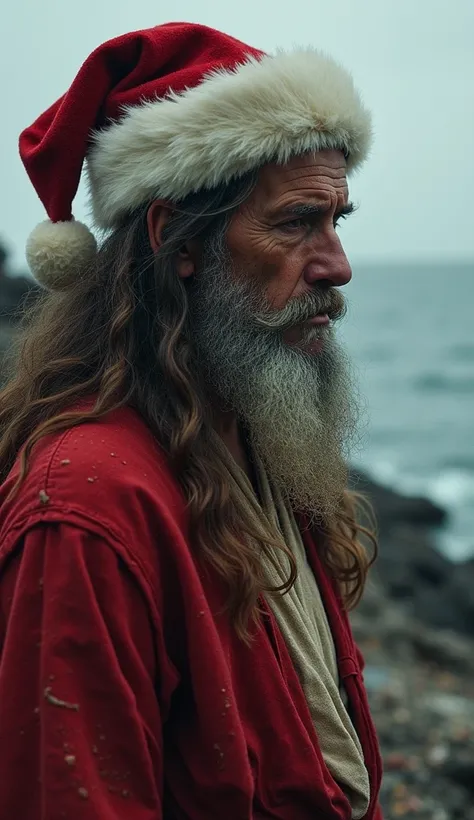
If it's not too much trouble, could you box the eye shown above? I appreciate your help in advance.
[278,218,310,233]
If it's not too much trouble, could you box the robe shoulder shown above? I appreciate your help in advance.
[0,402,189,582]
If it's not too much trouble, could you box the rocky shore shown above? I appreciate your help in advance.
[350,471,474,819]
[1,268,474,818]
[0,262,39,381]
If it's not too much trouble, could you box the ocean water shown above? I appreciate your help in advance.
[340,261,474,563]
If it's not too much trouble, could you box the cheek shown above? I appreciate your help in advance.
[227,218,305,307]
[233,253,295,307]
[259,260,280,287]
[260,256,306,309]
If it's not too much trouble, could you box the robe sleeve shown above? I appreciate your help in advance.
[0,521,164,819]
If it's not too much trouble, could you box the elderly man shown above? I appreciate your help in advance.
[0,22,383,819]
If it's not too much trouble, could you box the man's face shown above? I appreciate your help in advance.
[186,149,360,520]
[225,149,353,355]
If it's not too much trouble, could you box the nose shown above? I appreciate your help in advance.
[303,234,352,288]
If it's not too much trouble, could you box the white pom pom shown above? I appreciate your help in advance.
[25,219,98,290]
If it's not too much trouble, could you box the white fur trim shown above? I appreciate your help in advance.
[87,48,372,229]
[26,219,97,290]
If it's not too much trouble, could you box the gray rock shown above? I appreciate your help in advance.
[0,272,39,318]
[349,468,448,529]
[349,468,474,637]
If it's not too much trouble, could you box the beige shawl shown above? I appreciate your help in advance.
[212,431,370,819]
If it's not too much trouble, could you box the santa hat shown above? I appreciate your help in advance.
[20,22,372,290]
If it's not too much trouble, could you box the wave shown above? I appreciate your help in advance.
[413,373,474,394]
[362,459,474,509]
[359,457,474,561]
[447,343,474,362]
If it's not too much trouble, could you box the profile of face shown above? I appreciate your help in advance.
[149,149,360,520]
[225,149,353,352]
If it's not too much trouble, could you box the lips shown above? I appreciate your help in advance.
[307,313,330,326]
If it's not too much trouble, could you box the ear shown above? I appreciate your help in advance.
[147,200,196,279]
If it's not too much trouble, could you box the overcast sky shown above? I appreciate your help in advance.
[2,0,473,271]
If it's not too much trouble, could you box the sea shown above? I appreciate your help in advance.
[340,260,474,563]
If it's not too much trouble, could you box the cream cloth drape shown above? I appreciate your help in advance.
[212,431,370,819]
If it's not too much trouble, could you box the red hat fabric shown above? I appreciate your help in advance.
[19,22,372,290]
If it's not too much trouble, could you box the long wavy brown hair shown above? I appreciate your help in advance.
[0,172,377,640]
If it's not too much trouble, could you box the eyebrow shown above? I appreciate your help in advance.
[275,201,356,220]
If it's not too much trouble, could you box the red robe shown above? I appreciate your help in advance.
[0,400,383,819]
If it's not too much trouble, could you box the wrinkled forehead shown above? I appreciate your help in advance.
[252,150,349,208]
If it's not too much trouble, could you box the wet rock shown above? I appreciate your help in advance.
[440,752,474,793]
[0,248,40,382]
[446,558,474,634]
[0,262,39,319]
[350,466,474,638]
[349,469,448,528]
[412,630,474,676]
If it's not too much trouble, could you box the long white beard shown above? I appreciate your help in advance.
[186,233,361,522]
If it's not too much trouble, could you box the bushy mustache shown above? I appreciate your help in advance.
[251,288,347,332]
